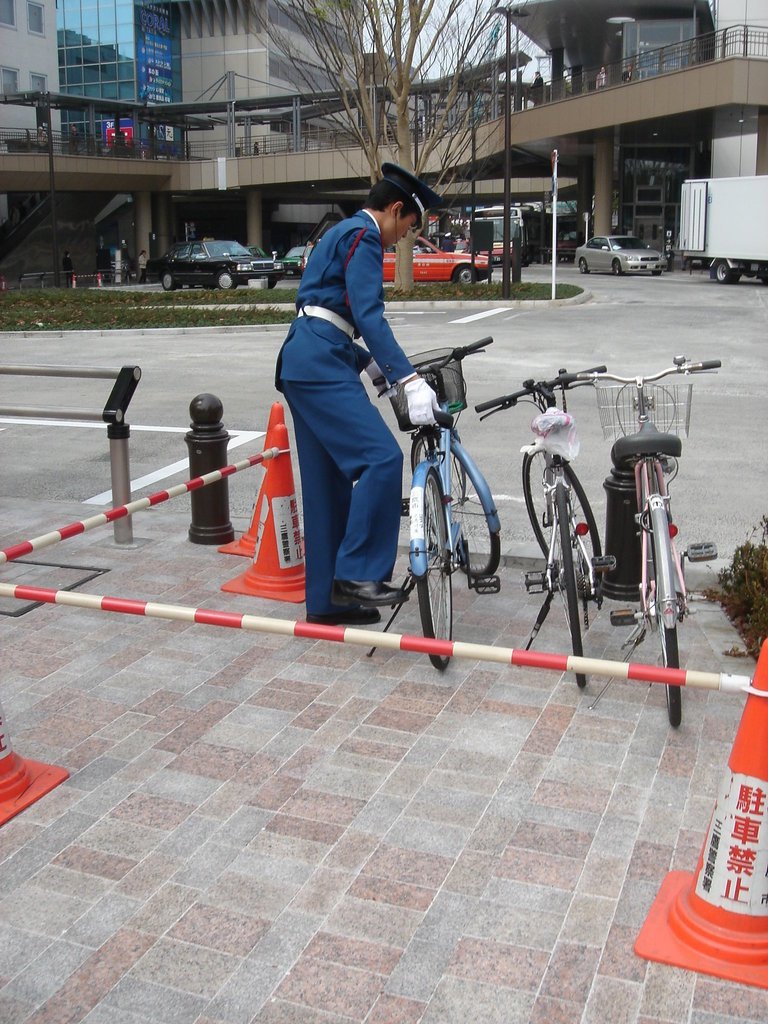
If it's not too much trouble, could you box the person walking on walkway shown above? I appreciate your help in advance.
[275,163,444,625]
[138,249,148,283]
[62,250,74,287]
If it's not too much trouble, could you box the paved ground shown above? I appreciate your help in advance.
[0,271,765,1023]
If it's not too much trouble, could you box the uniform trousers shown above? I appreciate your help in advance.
[281,379,404,615]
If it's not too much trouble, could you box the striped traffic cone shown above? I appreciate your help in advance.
[221,419,306,603]
[635,639,768,987]
[0,699,69,826]
[219,402,285,558]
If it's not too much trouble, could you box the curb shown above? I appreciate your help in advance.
[2,291,592,340]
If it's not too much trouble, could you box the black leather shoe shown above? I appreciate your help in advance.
[332,579,409,607]
[306,608,382,626]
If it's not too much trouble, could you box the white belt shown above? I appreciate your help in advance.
[299,305,355,339]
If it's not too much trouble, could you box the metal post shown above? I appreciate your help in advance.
[185,394,235,545]
[45,95,61,288]
[107,422,134,545]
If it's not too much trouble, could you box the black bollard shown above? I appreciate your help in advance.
[185,393,235,545]
[601,457,642,601]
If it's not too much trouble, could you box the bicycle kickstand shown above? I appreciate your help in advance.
[365,575,417,659]
[524,590,554,651]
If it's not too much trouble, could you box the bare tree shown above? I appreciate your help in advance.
[261,0,502,286]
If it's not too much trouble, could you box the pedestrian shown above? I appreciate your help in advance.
[62,250,74,287]
[596,65,607,89]
[275,162,444,625]
[37,124,48,149]
[68,125,80,153]
[531,71,544,104]
[138,249,148,283]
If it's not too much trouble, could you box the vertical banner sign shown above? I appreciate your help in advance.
[695,770,768,915]
[551,149,558,301]
[138,4,173,104]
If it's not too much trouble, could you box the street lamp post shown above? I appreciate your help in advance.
[491,5,528,299]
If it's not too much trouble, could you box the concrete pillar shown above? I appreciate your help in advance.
[757,112,768,175]
[246,190,263,246]
[152,193,172,256]
[594,132,613,236]
[134,191,152,264]
[576,156,594,243]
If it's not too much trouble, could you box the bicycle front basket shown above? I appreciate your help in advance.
[388,348,467,431]
[594,382,693,439]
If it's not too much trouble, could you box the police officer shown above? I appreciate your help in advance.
[276,163,443,625]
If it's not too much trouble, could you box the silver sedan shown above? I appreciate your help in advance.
[576,235,666,276]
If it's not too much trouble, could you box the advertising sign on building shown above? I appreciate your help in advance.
[137,3,173,104]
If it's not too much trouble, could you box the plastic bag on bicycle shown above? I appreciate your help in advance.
[529,410,580,459]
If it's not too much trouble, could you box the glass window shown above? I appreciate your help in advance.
[1,67,19,93]
[101,62,116,81]
[29,71,46,90]
[66,66,83,84]
[118,80,134,98]
[101,81,117,98]
[27,0,43,32]
[0,0,14,27]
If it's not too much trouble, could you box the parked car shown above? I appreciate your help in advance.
[281,245,307,277]
[575,235,666,276]
[384,236,491,284]
[147,240,280,291]
[246,245,284,288]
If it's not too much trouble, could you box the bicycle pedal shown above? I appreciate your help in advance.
[470,574,501,595]
[686,542,718,562]
[610,608,639,627]
[524,571,546,594]
[400,499,409,517]
[591,555,617,574]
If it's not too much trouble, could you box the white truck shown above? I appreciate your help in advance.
[679,175,768,285]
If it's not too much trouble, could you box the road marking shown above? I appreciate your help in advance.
[84,431,264,505]
[449,308,515,324]
[0,417,264,504]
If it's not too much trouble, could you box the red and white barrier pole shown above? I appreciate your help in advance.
[0,581,753,695]
[0,449,281,565]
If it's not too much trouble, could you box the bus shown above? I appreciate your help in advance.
[474,202,580,265]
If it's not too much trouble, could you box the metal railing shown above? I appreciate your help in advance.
[0,25,765,165]
[0,364,142,544]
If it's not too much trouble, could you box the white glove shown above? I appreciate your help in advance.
[404,377,441,425]
[363,359,393,397]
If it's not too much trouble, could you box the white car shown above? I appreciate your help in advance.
[576,235,666,276]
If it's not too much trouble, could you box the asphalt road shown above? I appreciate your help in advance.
[1,264,765,564]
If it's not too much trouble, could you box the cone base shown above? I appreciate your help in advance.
[221,568,306,603]
[0,757,69,827]
[218,536,256,558]
[635,871,768,989]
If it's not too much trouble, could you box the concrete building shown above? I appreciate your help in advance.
[1,0,767,278]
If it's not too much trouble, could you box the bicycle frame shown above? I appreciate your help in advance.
[636,456,685,633]
[409,421,500,579]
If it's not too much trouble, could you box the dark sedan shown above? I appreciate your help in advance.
[147,240,275,291]
[246,245,284,288]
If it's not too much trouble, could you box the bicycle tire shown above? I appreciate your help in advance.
[414,467,453,671]
[523,451,602,568]
[412,434,500,578]
[555,482,587,688]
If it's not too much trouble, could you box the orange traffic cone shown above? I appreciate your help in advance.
[635,639,768,988]
[221,420,306,603]
[0,699,69,827]
[219,402,286,558]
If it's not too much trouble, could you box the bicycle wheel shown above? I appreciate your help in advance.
[523,452,601,568]
[660,624,681,728]
[555,482,587,688]
[412,433,500,578]
[414,467,453,671]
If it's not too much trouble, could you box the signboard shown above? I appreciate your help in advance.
[137,3,173,104]
[104,120,134,144]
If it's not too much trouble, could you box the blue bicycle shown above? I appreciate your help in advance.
[385,338,501,670]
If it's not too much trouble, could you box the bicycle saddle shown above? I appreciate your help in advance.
[611,420,682,463]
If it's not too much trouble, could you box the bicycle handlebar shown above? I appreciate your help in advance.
[574,357,721,386]
[475,364,607,416]
[412,336,494,374]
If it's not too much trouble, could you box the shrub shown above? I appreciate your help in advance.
[716,516,768,658]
